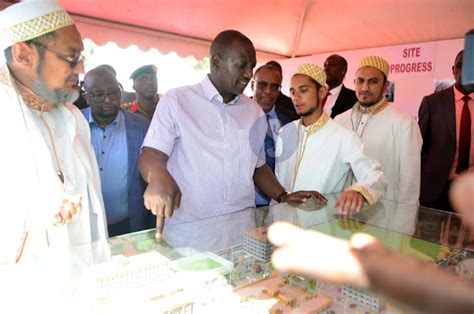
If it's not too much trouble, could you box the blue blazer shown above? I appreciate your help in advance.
[82,108,154,232]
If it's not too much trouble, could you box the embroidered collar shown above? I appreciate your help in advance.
[357,98,388,115]
[300,112,329,136]
[14,78,54,112]
[0,65,12,87]
[1,65,54,112]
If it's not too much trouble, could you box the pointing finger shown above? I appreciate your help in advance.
[155,214,165,241]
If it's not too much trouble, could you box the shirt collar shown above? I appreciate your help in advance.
[329,83,343,96]
[454,85,474,101]
[89,108,123,127]
[201,74,241,105]
[266,105,278,119]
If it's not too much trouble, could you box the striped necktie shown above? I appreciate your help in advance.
[265,114,275,172]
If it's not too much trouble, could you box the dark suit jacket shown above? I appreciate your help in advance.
[275,92,299,121]
[418,86,456,203]
[275,105,297,126]
[330,85,358,119]
[82,108,154,232]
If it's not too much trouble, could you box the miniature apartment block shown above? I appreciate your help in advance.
[244,226,273,262]
[342,285,380,311]
[82,251,170,294]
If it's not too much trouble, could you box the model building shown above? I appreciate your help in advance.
[342,285,380,311]
[244,226,273,262]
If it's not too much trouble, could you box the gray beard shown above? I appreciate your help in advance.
[31,59,79,105]
[32,77,79,105]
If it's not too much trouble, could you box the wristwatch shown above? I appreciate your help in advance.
[276,191,289,203]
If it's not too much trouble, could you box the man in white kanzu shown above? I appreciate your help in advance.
[276,64,387,213]
[336,56,422,205]
[0,0,107,265]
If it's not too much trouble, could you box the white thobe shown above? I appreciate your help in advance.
[336,100,422,205]
[275,113,387,205]
[0,65,107,265]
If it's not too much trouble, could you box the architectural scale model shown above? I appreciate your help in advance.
[234,274,332,313]
[81,251,170,294]
[244,226,273,262]
[342,285,380,311]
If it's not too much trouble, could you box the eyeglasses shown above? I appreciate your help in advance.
[31,42,85,68]
[85,89,122,102]
[253,79,281,91]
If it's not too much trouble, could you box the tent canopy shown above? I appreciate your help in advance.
[2,0,474,61]
[63,0,474,61]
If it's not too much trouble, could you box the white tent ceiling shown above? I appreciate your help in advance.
[2,0,474,61]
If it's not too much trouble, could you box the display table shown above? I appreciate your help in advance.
[4,194,473,313]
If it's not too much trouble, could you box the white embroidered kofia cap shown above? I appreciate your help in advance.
[0,0,75,50]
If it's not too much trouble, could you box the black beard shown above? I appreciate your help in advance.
[359,101,377,108]
[298,106,317,117]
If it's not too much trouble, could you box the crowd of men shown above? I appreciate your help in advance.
[0,1,472,259]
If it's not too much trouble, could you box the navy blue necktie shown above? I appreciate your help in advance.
[265,114,275,172]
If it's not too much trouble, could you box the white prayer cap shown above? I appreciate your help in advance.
[0,0,75,50]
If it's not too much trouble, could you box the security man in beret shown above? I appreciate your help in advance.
[125,64,160,121]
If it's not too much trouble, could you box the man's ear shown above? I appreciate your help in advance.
[83,92,91,105]
[211,53,221,70]
[10,42,36,68]
[319,85,328,100]
[383,80,390,93]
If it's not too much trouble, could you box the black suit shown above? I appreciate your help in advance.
[330,85,358,119]
[275,92,299,121]
[275,104,297,126]
[418,86,457,211]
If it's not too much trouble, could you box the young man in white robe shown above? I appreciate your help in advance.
[275,63,387,214]
[335,56,422,205]
[0,1,107,265]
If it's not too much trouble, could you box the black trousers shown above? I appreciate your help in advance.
[420,180,454,212]
[108,218,131,237]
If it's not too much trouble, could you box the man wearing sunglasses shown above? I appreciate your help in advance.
[82,67,154,237]
[0,1,107,265]
[251,64,296,207]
